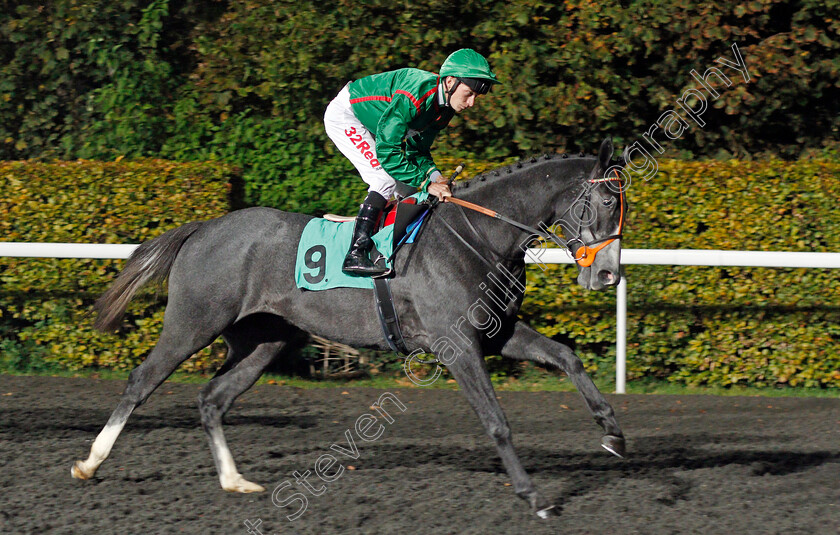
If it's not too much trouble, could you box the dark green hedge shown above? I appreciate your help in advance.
[2,0,838,215]
[0,159,236,372]
[521,157,840,388]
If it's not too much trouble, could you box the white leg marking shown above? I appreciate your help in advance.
[214,432,264,493]
[71,423,125,479]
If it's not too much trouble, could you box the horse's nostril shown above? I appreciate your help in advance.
[598,270,616,286]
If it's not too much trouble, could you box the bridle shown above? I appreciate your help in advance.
[436,168,625,269]
[564,169,626,267]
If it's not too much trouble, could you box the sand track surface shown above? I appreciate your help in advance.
[0,375,838,534]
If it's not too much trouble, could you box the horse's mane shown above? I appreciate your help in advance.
[450,152,596,194]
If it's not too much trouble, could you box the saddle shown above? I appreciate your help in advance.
[325,196,427,245]
[296,195,431,289]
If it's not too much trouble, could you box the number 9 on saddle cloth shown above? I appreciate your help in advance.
[295,192,431,291]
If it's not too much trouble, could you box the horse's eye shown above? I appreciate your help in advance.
[603,198,614,207]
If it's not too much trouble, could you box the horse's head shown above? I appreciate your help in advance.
[556,138,627,291]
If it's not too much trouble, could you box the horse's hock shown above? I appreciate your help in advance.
[309,335,368,378]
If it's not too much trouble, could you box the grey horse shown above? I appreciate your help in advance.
[72,138,627,517]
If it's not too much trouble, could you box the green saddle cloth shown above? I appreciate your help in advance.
[295,192,429,291]
[295,218,395,291]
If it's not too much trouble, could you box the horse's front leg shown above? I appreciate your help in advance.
[500,321,626,457]
[445,347,557,518]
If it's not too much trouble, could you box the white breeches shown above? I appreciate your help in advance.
[324,85,413,200]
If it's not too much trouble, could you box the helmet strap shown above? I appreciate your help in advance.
[443,76,461,108]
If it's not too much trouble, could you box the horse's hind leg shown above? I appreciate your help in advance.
[71,319,222,480]
[500,321,625,457]
[197,314,296,493]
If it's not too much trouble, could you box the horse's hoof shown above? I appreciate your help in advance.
[601,434,626,458]
[71,461,91,480]
[536,505,559,519]
[221,475,266,493]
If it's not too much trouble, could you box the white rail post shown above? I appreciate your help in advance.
[616,266,627,394]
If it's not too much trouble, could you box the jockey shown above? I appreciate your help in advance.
[324,48,500,276]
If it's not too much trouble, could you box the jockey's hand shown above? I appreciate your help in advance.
[428,181,452,201]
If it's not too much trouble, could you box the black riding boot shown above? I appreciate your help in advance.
[342,192,388,276]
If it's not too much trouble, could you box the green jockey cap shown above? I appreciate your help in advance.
[439,49,500,95]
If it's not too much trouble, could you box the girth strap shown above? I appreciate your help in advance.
[373,277,409,355]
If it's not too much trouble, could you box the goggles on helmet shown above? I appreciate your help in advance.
[458,77,493,95]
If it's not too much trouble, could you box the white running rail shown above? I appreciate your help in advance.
[0,242,138,259]
[3,242,839,393]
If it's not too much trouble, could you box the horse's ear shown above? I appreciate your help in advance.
[598,137,614,170]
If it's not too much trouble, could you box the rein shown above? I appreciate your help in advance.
[446,197,561,240]
[438,169,625,268]
[436,205,509,270]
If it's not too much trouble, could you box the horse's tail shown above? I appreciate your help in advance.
[94,221,204,332]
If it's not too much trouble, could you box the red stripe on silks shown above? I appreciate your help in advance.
[421,87,437,100]
[394,90,419,108]
[351,87,437,110]
[350,96,392,104]
[395,88,437,110]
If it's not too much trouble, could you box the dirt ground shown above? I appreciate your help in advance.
[0,375,838,535]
